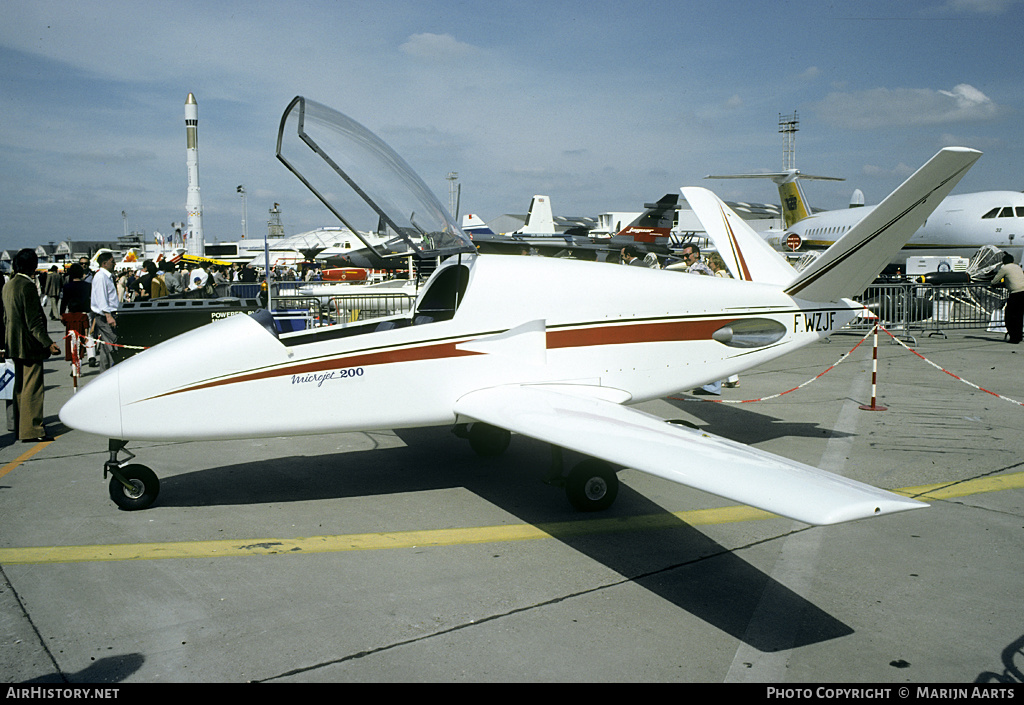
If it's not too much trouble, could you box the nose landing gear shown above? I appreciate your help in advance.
[104,439,159,511]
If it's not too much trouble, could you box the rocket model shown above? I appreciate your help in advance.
[184,93,205,255]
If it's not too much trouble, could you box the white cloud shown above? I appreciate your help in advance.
[814,83,1000,129]
[862,162,915,179]
[799,66,820,81]
[942,0,1018,15]
[399,33,481,61]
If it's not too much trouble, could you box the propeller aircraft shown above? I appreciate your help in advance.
[60,97,981,525]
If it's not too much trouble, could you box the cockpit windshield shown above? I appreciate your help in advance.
[276,96,476,260]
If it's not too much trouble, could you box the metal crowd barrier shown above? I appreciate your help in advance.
[221,281,416,332]
[850,282,1008,342]
[270,292,415,331]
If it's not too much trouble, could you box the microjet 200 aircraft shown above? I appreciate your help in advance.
[60,97,981,524]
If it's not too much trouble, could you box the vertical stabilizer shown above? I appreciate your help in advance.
[776,175,812,227]
[518,195,555,234]
[616,194,678,243]
[681,187,798,285]
[461,214,495,236]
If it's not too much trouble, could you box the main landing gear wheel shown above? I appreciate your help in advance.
[108,464,160,511]
[466,422,512,457]
[565,459,618,512]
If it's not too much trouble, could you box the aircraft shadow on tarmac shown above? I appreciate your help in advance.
[662,394,856,447]
[157,402,856,652]
[25,653,145,685]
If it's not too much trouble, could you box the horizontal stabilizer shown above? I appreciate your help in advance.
[785,147,981,302]
[681,187,797,285]
[706,171,845,184]
[455,384,926,526]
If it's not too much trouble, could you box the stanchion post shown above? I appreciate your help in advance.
[69,330,80,393]
[859,324,888,411]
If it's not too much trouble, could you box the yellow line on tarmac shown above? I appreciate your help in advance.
[0,439,55,480]
[895,471,1024,501]
[0,473,1020,566]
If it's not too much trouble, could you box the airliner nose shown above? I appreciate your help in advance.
[59,367,123,438]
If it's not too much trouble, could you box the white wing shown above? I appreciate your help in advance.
[454,384,925,525]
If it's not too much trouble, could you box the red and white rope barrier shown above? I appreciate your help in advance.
[673,322,1023,410]
[671,325,877,405]
[878,325,1024,408]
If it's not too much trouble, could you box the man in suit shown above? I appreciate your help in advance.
[3,249,61,442]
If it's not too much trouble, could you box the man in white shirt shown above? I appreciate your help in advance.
[90,251,120,370]
[993,253,1024,344]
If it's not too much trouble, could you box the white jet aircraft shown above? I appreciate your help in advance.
[708,168,1024,264]
[60,97,981,525]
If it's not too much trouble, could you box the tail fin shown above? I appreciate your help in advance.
[461,213,494,236]
[681,187,798,285]
[617,193,678,243]
[517,195,555,234]
[776,176,813,227]
[706,169,844,228]
[785,147,982,302]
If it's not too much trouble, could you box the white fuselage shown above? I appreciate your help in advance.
[60,255,858,442]
[769,191,1024,264]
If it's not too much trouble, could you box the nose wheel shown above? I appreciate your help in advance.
[108,464,159,511]
[105,440,160,511]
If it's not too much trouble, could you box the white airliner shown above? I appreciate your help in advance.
[708,169,1024,266]
[59,96,980,526]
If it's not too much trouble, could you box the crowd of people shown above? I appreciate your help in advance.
[619,243,731,276]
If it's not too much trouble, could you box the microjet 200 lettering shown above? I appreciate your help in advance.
[291,368,364,387]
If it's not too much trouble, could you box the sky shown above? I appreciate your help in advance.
[0,0,1022,252]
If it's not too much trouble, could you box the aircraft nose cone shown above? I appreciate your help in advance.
[59,367,122,438]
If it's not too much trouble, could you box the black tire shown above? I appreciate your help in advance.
[566,459,618,512]
[108,464,160,511]
[467,423,511,457]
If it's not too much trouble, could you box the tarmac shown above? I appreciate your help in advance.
[1,315,1022,684]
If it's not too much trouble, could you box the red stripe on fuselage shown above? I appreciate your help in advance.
[547,318,732,348]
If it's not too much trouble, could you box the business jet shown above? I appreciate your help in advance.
[59,96,979,527]
[707,169,1024,265]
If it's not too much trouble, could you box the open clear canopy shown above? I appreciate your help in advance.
[276,96,475,260]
